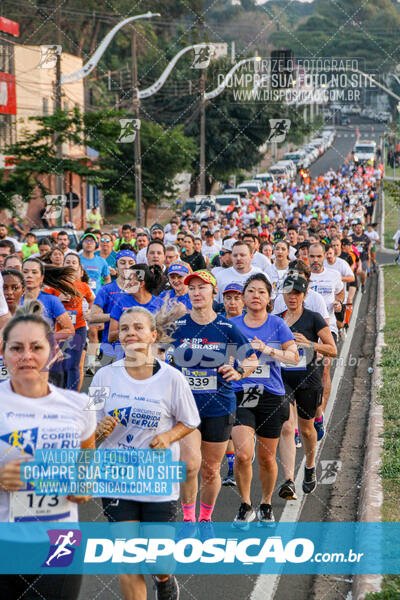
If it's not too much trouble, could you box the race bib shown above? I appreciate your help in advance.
[238,385,264,408]
[356,244,364,253]
[89,278,97,290]
[252,364,270,379]
[9,491,71,522]
[67,310,77,325]
[182,368,217,392]
[281,348,307,371]
[0,358,8,381]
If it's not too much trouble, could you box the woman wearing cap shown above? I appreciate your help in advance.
[108,264,163,343]
[168,270,258,523]
[91,304,200,600]
[87,249,137,366]
[230,273,299,524]
[278,272,336,500]
[182,234,206,271]
[160,261,192,310]
[222,283,244,319]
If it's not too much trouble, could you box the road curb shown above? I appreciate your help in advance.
[352,267,385,600]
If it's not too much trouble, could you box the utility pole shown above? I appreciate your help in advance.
[132,27,142,227]
[55,4,64,225]
[199,70,206,195]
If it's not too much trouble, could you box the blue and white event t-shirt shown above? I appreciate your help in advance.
[90,360,200,502]
[80,255,110,294]
[110,294,163,322]
[0,381,96,522]
[230,313,295,396]
[169,313,253,417]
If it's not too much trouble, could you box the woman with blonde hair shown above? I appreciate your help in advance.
[91,302,200,600]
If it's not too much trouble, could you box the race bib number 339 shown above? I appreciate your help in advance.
[182,368,217,392]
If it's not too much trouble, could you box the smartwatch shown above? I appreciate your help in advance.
[236,366,245,379]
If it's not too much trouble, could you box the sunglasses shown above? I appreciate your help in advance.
[101,238,112,242]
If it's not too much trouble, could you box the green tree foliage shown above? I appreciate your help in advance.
[0,109,196,221]
[270,0,400,71]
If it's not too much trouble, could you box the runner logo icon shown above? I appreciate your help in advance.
[0,427,38,456]
[42,529,82,567]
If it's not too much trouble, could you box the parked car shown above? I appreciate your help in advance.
[30,227,83,249]
[215,194,242,213]
[254,172,275,186]
[237,180,262,194]
[223,187,249,199]
[275,160,296,179]
[283,151,307,170]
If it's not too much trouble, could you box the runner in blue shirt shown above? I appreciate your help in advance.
[21,258,74,337]
[108,264,163,343]
[88,249,136,364]
[230,272,299,525]
[79,232,111,294]
[160,262,192,310]
[168,270,257,523]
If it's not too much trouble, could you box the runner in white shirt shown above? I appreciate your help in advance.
[265,240,290,299]
[0,300,96,599]
[215,241,263,303]
[92,303,200,600]
[309,242,345,440]
[202,231,220,264]
[324,246,355,283]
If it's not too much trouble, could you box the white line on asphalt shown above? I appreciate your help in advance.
[250,291,362,600]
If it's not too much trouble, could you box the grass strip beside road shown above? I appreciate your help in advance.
[366,265,400,599]
[384,191,398,250]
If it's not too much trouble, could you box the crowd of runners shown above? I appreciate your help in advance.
[0,157,382,600]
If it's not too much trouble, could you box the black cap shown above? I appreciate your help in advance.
[205,230,214,237]
[150,223,164,233]
[282,273,308,294]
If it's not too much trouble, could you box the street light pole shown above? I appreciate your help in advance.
[199,71,206,194]
[55,4,64,226]
[131,28,142,227]
[198,56,261,193]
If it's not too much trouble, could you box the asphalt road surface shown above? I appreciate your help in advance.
[78,121,387,599]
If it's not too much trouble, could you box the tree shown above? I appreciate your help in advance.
[0,109,102,212]
[87,114,197,222]
[0,109,196,224]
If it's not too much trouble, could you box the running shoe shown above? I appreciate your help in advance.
[314,414,325,441]
[222,473,237,486]
[233,502,256,525]
[257,503,275,524]
[153,575,180,600]
[302,466,317,494]
[278,479,297,500]
[294,430,302,448]
[199,520,215,541]
[85,365,96,376]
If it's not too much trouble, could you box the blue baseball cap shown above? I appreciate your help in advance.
[223,282,243,295]
[168,263,190,277]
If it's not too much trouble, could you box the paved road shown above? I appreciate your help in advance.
[77,122,388,600]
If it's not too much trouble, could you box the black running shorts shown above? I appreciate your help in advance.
[234,390,289,439]
[198,413,235,443]
[284,385,323,420]
[102,498,178,522]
